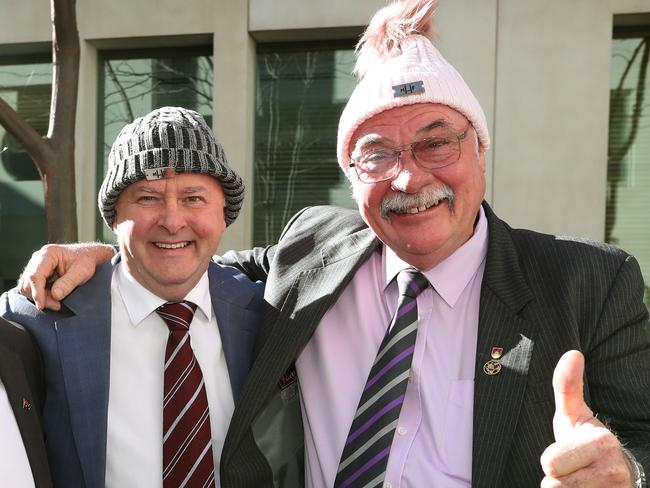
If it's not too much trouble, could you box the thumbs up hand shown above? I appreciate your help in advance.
[540,351,634,487]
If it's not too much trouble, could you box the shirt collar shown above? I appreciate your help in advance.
[384,205,488,307]
[116,263,213,326]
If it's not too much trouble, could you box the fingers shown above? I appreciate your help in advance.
[541,422,609,476]
[18,245,62,310]
[552,350,593,440]
[42,294,63,312]
[542,351,633,487]
[17,243,109,310]
[50,260,95,302]
[541,465,630,488]
[19,271,44,308]
[541,426,632,487]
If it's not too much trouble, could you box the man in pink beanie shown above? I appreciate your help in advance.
[14,1,650,487]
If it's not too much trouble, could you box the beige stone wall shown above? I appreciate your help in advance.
[1,0,649,249]
[491,0,650,240]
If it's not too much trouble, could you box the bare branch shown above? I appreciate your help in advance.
[0,96,54,174]
[606,37,649,243]
[48,0,80,146]
[105,61,135,121]
[615,39,646,92]
[611,38,649,162]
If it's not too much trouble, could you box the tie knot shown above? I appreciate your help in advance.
[156,300,197,331]
[396,269,429,299]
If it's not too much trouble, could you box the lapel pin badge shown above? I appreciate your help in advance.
[22,398,32,411]
[278,365,298,404]
[483,346,504,376]
[483,360,502,375]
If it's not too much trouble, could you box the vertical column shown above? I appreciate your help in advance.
[437,0,498,205]
[213,0,256,253]
[75,40,99,241]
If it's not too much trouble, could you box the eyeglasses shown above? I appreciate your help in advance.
[349,124,470,184]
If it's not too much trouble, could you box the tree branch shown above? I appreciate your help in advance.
[612,38,649,162]
[48,0,80,147]
[105,60,135,121]
[0,96,54,174]
[616,39,645,92]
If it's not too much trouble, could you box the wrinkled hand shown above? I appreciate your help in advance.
[540,350,633,487]
[18,243,115,310]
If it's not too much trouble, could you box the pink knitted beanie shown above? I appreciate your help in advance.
[337,0,490,174]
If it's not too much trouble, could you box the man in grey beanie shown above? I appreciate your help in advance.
[1,107,266,488]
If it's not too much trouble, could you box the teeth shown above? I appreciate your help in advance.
[387,194,450,216]
[155,242,189,249]
[405,203,434,215]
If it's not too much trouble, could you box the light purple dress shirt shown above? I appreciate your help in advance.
[296,206,488,488]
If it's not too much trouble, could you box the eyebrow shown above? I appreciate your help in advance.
[416,119,450,134]
[353,118,454,153]
[355,134,392,151]
[133,186,160,194]
[131,184,208,194]
[181,186,208,193]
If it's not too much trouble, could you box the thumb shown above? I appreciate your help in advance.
[552,350,593,441]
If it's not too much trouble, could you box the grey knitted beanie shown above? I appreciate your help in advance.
[98,106,244,227]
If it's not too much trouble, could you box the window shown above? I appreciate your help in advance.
[253,41,357,246]
[0,55,51,292]
[97,47,213,242]
[607,23,650,309]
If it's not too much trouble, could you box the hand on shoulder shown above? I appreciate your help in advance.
[19,243,115,310]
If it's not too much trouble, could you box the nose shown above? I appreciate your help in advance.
[157,200,186,234]
[390,151,436,193]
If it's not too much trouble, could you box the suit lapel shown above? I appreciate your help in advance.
[56,262,113,488]
[471,204,536,488]
[208,262,259,401]
[225,227,379,453]
[0,341,51,487]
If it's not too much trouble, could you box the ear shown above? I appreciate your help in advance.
[478,146,487,173]
[349,171,362,204]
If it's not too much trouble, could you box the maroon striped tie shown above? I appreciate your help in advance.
[156,301,216,488]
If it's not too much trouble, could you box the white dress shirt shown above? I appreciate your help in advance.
[105,263,234,487]
[0,378,35,488]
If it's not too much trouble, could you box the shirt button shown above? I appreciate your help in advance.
[384,483,392,488]
[397,426,407,436]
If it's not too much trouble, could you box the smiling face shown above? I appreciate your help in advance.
[349,103,487,270]
[113,171,226,301]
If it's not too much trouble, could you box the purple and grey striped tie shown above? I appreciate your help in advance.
[334,269,429,488]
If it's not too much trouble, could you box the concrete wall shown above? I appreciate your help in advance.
[492,0,650,239]
[1,0,650,251]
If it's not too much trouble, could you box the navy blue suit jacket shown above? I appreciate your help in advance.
[0,258,264,488]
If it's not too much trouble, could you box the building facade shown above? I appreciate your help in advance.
[1,0,649,304]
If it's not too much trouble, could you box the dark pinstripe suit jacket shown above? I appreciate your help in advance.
[220,202,650,488]
[0,317,52,488]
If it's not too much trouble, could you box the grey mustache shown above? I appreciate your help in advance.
[380,185,455,218]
